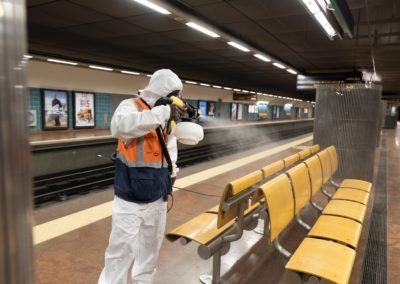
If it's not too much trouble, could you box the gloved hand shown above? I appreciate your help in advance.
[154,97,171,107]
[170,104,186,121]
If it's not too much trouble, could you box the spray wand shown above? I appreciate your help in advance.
[154,96,201,134]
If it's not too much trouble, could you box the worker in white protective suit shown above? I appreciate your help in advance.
[98,69,186,284]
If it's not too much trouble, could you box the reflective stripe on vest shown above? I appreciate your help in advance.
[117,98,168,169]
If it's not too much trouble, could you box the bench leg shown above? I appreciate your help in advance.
[212,250,222,284]
[253,210,268,235]
[273,236,291,259]
[179,237,191,245]
[199,250,222,284]
[300,272,320,283]
[199,274,212,284]
[295,214,311,231]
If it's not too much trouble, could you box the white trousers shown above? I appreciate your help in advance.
[98,196,167,284]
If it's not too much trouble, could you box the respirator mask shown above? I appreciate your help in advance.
[155,91,204,145]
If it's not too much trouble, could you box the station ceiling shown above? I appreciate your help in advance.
[27,0,400,100]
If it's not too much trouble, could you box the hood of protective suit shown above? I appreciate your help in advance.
[141,69,183,107]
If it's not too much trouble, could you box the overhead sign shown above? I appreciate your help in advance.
[296,72,363,90]
[233,93,257,101]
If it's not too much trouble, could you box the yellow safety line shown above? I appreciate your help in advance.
[33,202,113,245]
[30,135,114,146]
[33,135,312,245]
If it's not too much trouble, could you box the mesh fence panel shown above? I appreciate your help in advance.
[313,84,382,181]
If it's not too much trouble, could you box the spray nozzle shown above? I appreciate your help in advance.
[155,96,200,121]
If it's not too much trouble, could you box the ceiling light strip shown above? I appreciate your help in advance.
[89,65,113,71]
[134,0,170,15]
[300,0,336,38]
[185,80,197,85]
[121,70,140,75]
[47,59,78,65]
[254,54,271,62]
[227,41,250,52]
[273,62,286,69]
[186,22,220,38]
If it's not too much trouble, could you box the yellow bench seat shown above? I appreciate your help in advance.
[167,203,260,245]
[286,238,356,284]
[322,199,366,224]
[205,205,220,214]
[166,213,233,245]
[332,187,370,205]
[308,215,362,249]
[339,179,372,193]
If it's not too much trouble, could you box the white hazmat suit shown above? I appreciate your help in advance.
[99,69,182,284]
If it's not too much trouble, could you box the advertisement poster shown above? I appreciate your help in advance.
[207,102,215,117]
[42,89,68,130]
[284,103,293,117]
[231,103,237,120]
[237,104,243,120]
[74,92,95,128]
[248,105,258,113]
[198,101,207,123]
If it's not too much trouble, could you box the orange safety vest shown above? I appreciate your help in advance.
[116,98,168,169]
[114,98,171,203]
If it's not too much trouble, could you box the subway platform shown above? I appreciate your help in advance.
[32,127,400,284]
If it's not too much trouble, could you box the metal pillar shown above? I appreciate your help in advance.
[0,1,34,284]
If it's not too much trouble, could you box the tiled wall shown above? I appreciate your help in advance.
[67,92,73,128]
[95,93,113,127]
[27,88,113,131]
[27,88,42,131]
[28,88,297,132]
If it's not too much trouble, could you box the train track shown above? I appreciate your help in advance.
[33,126,312,206]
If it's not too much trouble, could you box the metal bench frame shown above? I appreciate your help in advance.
[177,185,264,284]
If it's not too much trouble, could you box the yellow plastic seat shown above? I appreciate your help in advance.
[332,187,370,205]
[326,145,372,193]
[286,163,312,214]
[166,213,233,245]
[309,144,320,154]
[326,146,338,173]
[259,174,294,241]
[283,153,300,168]
[317,150,333,184]
[298,148,312,160]
[322,200,366,224]
[205,204,220,214]
[340,179,372,193]
[218,170,263,228]
[308,215,362,249]
[262,160,285,179]
[303,156,323,197]
[286,238,356,284]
